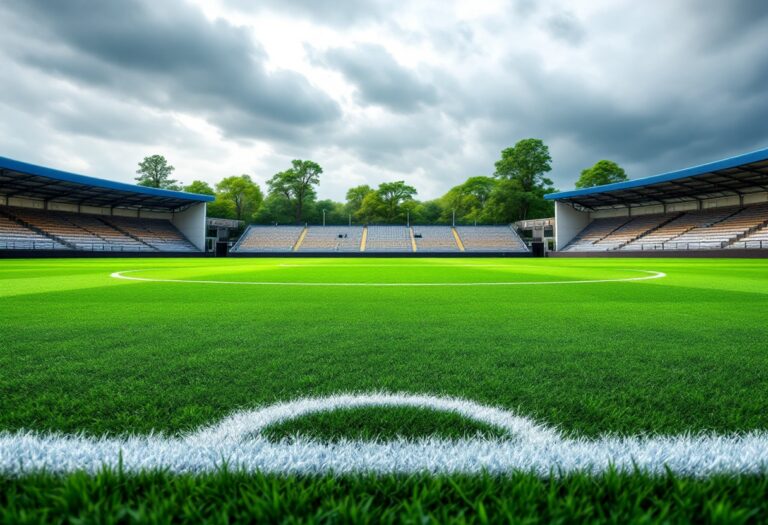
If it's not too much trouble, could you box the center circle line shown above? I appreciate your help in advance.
[110,269,667,287]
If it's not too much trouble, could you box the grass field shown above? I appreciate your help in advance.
[1,257,768,522]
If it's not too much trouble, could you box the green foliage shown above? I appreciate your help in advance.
[345,184,374,220]
[491,139,556,220]
[214,175,263,222]
[135,154,179,190]
[267,160,323,224]
[357,181,418,223]
[183,180,215,196]
[576,160,629,188]
[440,176,496,224]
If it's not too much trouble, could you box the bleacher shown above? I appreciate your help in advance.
[365,226,412,252]
[0,206,198,252]
[455,226,528,252]
[298,226,363,252]
[561,217,631,252]
[233,226,304,252]
[0,211,66,250]
[622,209,736,251]
[413,226,459,252]
[664,204,768,249]
[105,216,197,252]
[564,202,768,251]
[591,214,676,251]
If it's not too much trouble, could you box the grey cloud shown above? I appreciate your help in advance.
[1,0,340,141]
[224,0,385,27]
[544,11,585,46]
[316,44,438,113]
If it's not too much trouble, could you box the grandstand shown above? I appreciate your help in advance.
[298,226,363,252]
[0,156,212,254]
[455,226,527,252]
[412,226,459,252]
[365,226,412,252]
[231,225,529,254]
[547,148,768,253]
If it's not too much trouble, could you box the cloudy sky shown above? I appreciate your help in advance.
[1,0,767,201]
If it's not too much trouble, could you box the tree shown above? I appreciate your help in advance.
[267,160,323,224]
[440,176,496,224]
[493,139,555,220]
[376,181,418,222]
[575,160,628,188]
[183,180,215,195]
[345,185,374,220]
[215,175,263,222]
[135,155,179,190]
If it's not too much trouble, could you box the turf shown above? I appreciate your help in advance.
[261,406,508,442]
[3,470,768,524]
[1,257,768,521]
[1,258,766,437]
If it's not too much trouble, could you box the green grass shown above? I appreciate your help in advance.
[1,257,768,521]
[3,469,768,524]
[261,406,508,442]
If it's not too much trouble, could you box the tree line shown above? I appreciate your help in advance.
[134,139,629,226]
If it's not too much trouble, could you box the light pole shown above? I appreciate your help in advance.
[348,213,351,227]
[407,211,410,227]
[452,209,456,227]
[322,209,326,227]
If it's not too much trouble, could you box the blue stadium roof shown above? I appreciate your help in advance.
[546,147,768,209]
[0,156,214,211]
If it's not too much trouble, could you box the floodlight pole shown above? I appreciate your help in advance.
[323,209,326,227]
[452,209,456,227]
[348,213,351,227]
[407,211,410,227]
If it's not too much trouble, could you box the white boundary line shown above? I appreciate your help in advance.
[110,269,667,287]
[1,392,766,476]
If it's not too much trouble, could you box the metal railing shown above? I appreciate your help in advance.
[0,240,156,251]
[0,240,66,250]
[728,240,768,249]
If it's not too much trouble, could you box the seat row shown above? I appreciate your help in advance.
[232,225,529,253]
[564,203,768,251]
[0,206,198,252]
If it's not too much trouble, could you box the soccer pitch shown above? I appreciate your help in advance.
[2,257,768,522]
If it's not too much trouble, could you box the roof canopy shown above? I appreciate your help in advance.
[546,148,768,209]
[0,156,214,212]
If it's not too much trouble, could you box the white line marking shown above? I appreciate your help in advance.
[110,269,667,287]
[2,393,766,476]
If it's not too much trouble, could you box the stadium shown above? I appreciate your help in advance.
[2,147,768,522]
[3,0,768,520]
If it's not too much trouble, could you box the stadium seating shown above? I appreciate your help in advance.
[455,226,528,252]
[621,209,735,251]
[412,226,459,252]
[591,214,677,251]
[0,206,198,252]
[365,226,412,252]
[298,226,363,252]
[730,224,768,249]
[561,217,632,251]
[565,202,768,251]
[233,226,305,252]
[104,216,197,252]
[0,210,66,249]
[664,204,768,249]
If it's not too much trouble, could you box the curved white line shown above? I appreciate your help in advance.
[110,269,666,287]
[1,392,766,476]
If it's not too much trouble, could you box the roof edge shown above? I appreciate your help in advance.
[0,155,214,203]
[546,147,768,200]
